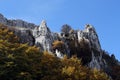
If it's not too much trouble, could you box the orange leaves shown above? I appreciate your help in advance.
[61,56,110,80]
[52,40,64,49]
[89,68,109,80]
[61,56,87,80]
[62,66,75,76]
[0,23,110,80]
[25,46,40,54]
[62,56,81,67]
[0,24,19,43]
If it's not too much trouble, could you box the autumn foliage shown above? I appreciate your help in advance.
[0,24,110,80]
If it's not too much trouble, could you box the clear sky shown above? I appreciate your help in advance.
[0,0,120,61]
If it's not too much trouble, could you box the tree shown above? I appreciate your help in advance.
[0,23,110,80]
[39,51,63,80]
[88,68,109,80]
[61,24,72,34]
[0,24,19,43]
[111,65,120,80]
[61,56,109,80]
[52,40,65,53]
[0,24,42,79]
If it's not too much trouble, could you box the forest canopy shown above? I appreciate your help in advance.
[0,24,112,80]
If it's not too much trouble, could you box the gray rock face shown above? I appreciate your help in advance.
[0,13,7,24]
[13,27,35,46]
[32,21,108,69]
[77,24,107,69]
[88,51,107,70]
[78,24,101,51]
[0,13,117,70]
[0,13,38,29]
[0,13,36,45]
[33,20,54,52]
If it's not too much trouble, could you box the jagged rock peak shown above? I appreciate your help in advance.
[32,20,53,52]
[40,20,47,27]
[39,20,51,33]
[85,24,96,33]
[33,20,51,37]
[77,24,101,53]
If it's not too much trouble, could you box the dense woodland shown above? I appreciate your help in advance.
[0,24,120,80]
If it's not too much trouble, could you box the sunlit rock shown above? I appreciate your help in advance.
[33,20,53,52]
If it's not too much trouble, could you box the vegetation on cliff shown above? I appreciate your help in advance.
[0,24,119,80]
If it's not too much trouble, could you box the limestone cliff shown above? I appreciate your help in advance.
[0,13,38,29]
[0,13,119,72]
[33,20,54,52]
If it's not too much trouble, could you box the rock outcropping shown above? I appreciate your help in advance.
[0,13,38,29]
[13,28,35,46]
[78,24,101,51]
[77,24,106,69]
[0,13,37,45]
[32,20,108,69]
[0,13,119,72]
[33,20,54,52]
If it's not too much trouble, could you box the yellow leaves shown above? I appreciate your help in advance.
[43,51,54,57]
[20,72,27,76]
[52,40,64,49]
[53,40,64,45]
[61,56,109,80]
[5,61,14,67]
[1,28,9,34]
[18,72,32,80]
[0,24,110,80]
[61,56,86,80]
[0,24,19,43]
[89,68,109,80]
[19,72,31,77]
[15,43,27,51]
[0,28,9,39]
[11,48,16,51]
[61,56,82,68]
[7,54,14,59]
[62,55,68,60]
[71,56,81,65]
[8,31,13,35]
[41,51,55,64]
[62,66,75,76]
[25,46,40,54]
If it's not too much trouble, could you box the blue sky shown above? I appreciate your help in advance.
[0,0,120,61]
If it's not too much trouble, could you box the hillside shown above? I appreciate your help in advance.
[0,13,120,80]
